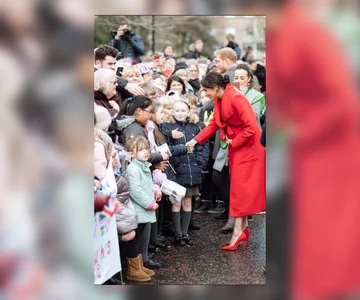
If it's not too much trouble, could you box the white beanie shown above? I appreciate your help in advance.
[94,105,112,131]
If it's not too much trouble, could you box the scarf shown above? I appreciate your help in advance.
[146,120,157,153]
[94,127,113,164]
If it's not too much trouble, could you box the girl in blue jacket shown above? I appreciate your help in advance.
[162,100,208,246]
[125,136,159,282]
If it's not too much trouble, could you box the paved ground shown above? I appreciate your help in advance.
[124,213,266,285]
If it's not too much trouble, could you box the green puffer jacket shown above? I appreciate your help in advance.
[126,158,156,224]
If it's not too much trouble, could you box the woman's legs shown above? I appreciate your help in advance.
[229,216,247,246]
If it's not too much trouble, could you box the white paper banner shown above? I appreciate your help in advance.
[94,212,121,284]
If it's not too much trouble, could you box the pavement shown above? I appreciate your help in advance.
[123,213,266,285]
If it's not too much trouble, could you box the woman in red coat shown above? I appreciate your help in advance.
[186,72,265,251]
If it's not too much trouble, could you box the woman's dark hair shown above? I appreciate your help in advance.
[166,75,186,94]
[200,72,230,89]
[235,64,255,89]
[253,64,266,92]
[119,95,152,116]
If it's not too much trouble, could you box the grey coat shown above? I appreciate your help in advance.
[115,146,138,234]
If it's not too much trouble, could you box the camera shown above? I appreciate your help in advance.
[111,30,117,38]
[122,29,131,36]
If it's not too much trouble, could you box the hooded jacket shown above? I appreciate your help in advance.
[219,41,241,59]
[114,145,138,234]
[114,115,163,165]
[162,115,209,187]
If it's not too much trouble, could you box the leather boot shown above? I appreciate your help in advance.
[126,255,151,282]
[189,219,200,230]
[138,254,155,277]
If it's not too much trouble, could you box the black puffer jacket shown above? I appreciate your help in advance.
[156,123,188,182]
[114,115,163,165]
[162,115,209,187]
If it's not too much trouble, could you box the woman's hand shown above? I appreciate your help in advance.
[185,139,197,153]
[124,82,145,95]
[155,190,162,201]
[171,128,184,139]
[108,100,120,112]
[152,202,159,211]
[94,178,101,190]
[154,161,169,171]
[185,139,197,148]
[161,152,169,161]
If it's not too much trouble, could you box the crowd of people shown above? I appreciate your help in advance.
[94,22,266,284]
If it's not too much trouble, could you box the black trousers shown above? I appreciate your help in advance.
[119,223,146,259]
[211,166,230,214]
[158,195,174,232]
[201,158,216,204]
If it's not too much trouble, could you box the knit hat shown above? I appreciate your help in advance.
[136,63,150,75]
[166,90,180,101]
[172,62,188,76]
[94,105,112,131]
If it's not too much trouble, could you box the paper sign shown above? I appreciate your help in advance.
[160,179,186,203]
[156,143,172,157]
[94,212,121,284]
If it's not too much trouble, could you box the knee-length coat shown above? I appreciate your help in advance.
[195,84,265,217]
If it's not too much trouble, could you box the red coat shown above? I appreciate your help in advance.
[195,84,266,217]
[268,3,360,298]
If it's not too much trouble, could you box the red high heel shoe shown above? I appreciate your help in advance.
[226,228,250,245]
[221,231,248,251]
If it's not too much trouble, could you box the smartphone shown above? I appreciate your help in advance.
[116,66,124,77]
[199,59,207,64]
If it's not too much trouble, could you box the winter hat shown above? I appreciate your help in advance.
[207,62,216,70]
[136,63,150,76]
[172,62,188,76]
[94,105,112,131]
[166,90,180,101]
